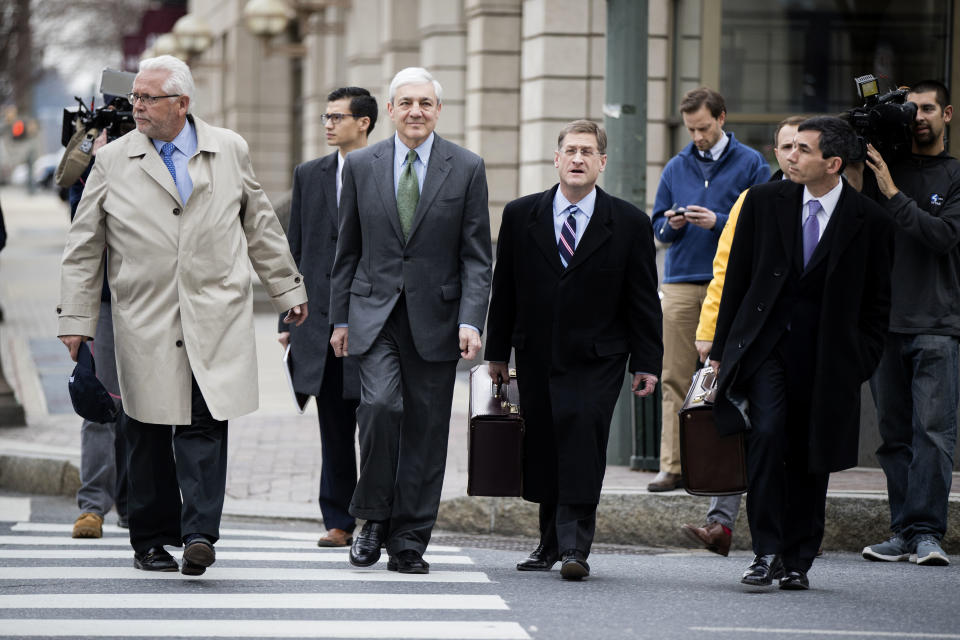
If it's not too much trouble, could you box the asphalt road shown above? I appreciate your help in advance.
[0,491,957,639]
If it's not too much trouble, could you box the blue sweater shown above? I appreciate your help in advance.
[652,133,769,283]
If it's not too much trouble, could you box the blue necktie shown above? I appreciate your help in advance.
[558,205,577,268]
[161,142,178,186]
[803,200,821,267]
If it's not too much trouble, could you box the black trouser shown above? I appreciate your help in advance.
[316,345,360,532]
[743,345,828,573]
[538,502,597,558]
[350,295,458,555]
[124,377,228,554]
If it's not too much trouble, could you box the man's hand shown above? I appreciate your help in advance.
[865,144,899,199]
[631,373,658,397]
[459,327,482,360]
[91,129,109,155]
[683,205,717,229]
[695,340,713,364]
[59,334,87,362]
[278,331,290,349]
[330,327,348,357]
[666,208,688,230]
[283,303,308,327]
[488,361,510,385]
[708,359,721,374]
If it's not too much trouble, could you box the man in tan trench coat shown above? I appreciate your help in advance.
[58,56,308,576]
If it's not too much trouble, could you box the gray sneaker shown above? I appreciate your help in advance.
[862,534,911,562]
[911,535,950,566]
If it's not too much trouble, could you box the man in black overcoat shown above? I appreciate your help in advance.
[485,120,663,580]
[279,87,376,547]
[710,116,893,590]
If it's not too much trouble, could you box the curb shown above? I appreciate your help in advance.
[3,450,958,554]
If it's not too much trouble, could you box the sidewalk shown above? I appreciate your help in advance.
[1,185,957,553]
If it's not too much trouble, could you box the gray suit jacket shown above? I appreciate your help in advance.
[331,134,492,361]
[283,151,360,398]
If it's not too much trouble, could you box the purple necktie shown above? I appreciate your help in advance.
[558,205,577,268]
[802,200,822,267]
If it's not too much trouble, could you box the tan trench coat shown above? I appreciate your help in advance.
[58,116,307,424]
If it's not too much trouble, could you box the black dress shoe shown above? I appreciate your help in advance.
[779,569,810,590]
[181,538,216,576]
[133,546,179,572]
[386,549,430,574]
[559,550,590,580]
[349,520,386,567]
[740,554,784,586]
[516,544,559,571]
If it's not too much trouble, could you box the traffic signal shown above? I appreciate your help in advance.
[11,119,26,141]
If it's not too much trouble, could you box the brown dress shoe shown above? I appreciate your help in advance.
[72,512,103,539]
[680,521,732,556]
[317,528,353,548]
[647,471,683,492]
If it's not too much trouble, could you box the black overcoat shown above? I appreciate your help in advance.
[485,186,663,504]
[711,179,892,473]
[283,152,360,399]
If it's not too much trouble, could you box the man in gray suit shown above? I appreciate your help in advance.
[330,67,492,574]
[279,87,377,548]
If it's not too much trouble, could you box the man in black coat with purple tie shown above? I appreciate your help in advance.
[710,116,893,590]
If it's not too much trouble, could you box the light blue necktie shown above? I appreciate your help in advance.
[161,142,178,186]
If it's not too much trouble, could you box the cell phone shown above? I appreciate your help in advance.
[673,207,687,216]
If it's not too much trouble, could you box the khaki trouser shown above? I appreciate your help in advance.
[659,282,709,474]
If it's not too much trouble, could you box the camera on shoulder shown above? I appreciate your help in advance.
[844,73,917,163]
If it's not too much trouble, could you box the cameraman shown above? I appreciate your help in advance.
[861,80,959,567]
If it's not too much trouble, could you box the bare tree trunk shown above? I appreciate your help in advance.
[12,0,33,114]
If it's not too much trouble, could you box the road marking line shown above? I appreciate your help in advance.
[691,627,960,638]
[0,549,472,564]
[0,499,30,522]
[0,566,490,582]
[9,523,461,551]
[0,536,409,550]
[0,620,530,639]
[0,593,507,610]
[0,618,530,640]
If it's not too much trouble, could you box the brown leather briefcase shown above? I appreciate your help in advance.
[678,366,748,496]
[467,365,524,497]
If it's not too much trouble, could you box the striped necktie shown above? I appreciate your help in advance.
[397,148,419,241]
[558,205,578,268]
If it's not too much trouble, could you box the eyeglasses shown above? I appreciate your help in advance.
[561,146,600,158]
[126,93,182,106]
[321,113,358,125]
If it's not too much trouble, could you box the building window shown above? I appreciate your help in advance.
[718,0,952,165]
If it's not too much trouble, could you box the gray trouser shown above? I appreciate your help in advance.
[706,494,741,530]
[76,301,128,517]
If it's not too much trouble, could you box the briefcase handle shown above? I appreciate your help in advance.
[492,368,520,414]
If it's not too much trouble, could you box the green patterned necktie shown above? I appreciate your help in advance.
[397,148,419,241]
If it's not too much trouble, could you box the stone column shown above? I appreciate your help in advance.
[418,0,467,146]
[464,0,522,237]
[518,0,606,198]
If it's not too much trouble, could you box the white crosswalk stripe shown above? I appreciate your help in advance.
[0,516,529,640]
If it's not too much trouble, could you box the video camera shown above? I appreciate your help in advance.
[56,69,138,188]
[845,74,917,163]
[59,69,137,147]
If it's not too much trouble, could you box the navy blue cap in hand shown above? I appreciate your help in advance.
[68,343,119,424]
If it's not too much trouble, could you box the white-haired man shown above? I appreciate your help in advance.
[330,67,492,573]
[58,55,308,575]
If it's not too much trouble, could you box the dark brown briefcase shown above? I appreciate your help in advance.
[467,365,524,497]
[678,365,748,496]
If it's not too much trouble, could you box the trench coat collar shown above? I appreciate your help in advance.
[127,114,220,205]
